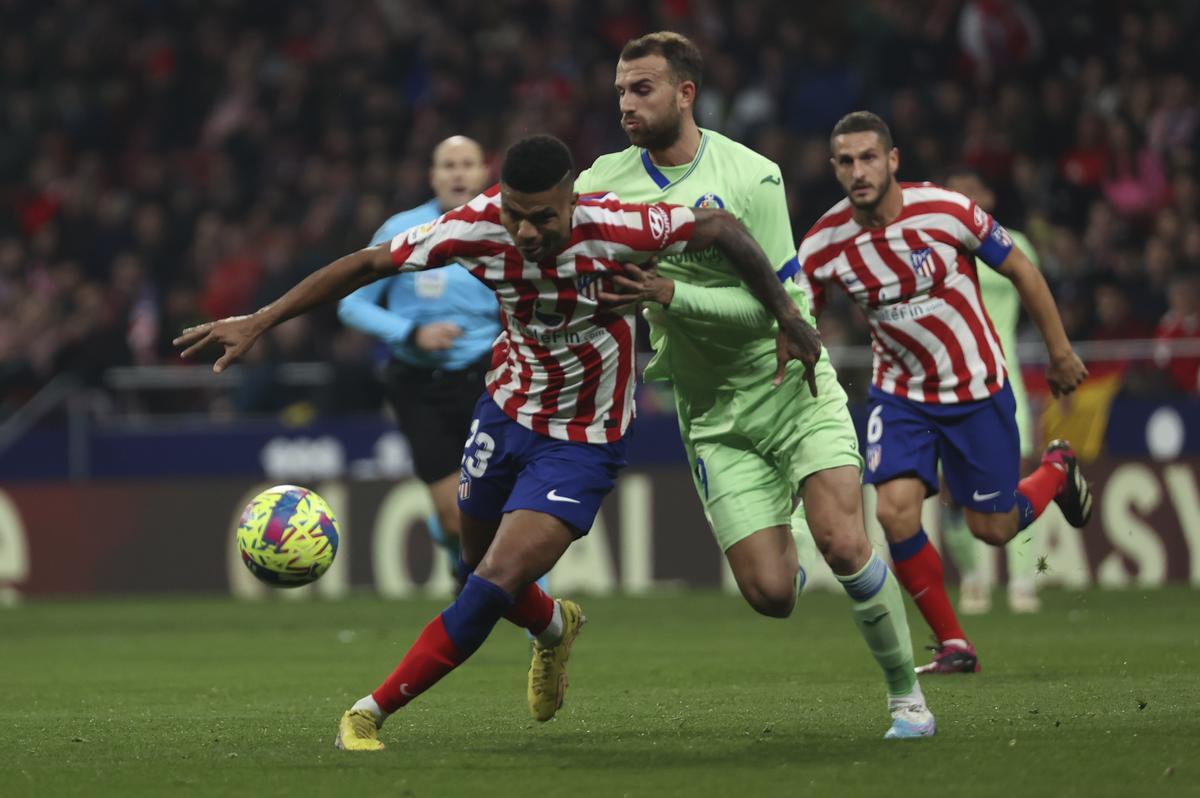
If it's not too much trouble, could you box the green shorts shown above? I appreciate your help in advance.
[1010,368,1033,459]
[674,351,862,551]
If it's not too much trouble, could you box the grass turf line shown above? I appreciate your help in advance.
[2,588,1198,797]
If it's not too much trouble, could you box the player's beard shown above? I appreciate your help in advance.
[625,106,684,151]
[848,170,893,211]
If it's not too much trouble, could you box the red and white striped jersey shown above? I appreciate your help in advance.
[796,182,1009,404]
[389,185,695,443]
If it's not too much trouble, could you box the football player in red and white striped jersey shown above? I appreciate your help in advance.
[175,134,819,748]
[792,112,1092,675]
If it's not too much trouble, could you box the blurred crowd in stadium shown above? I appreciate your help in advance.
[2,0,1198,418]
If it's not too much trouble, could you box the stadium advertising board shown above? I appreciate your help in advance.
[2,458,1200,600]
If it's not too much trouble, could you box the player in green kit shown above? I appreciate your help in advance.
[577,32,935,739]
[940,168,1042,614]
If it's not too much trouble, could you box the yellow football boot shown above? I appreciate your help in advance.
[335,709,385,751]
[527,599,586,722]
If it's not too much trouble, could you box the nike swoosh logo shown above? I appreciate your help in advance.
[399,683,415,697]
[973,490,1002,501]
[760,175,781,185]
[546,489,581,504]
[863,611,890,626]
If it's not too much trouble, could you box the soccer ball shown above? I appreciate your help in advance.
[236,485,339,587]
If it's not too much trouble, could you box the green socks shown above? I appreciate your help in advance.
[836,553,918,697]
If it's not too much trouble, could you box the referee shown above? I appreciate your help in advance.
[338,135,497,578]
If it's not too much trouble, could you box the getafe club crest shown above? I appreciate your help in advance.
[693,193,725,209]
[909,247,936,278]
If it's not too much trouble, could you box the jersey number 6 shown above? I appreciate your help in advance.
[866,405,884,444]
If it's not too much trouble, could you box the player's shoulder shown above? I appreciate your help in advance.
[900,181,990,237]
[901,181,973,210]
[702,128,782,177]
[577,146,643,186]
[418,186,505,243]
[373,198,442,244]
[800,198,856,252]
[575,191,652,223]
[443,185,502,220]
[573,192,684,251]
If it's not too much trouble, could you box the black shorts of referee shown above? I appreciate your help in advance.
[383,355,491,484]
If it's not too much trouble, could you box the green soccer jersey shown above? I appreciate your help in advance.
[977,228,1038,449]
[575,129,810,391]
[976,228,1037,371]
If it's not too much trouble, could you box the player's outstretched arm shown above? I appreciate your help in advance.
[996,246,1088,397]
[174,243,396,373]
[686,208,822,394]
[598,260,777,331]
[685,209,797,324]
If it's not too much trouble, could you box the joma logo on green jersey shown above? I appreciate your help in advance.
[671,246,724,267]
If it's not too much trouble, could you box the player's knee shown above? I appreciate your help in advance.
[741,576,796,618]
[875,500,918,537]
[472,558,523,594]
[967,515,1012,546]
[821,532,871,575]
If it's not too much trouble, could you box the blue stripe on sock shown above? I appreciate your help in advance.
[840,553,889,601]
[439,574,513,655]
[1015,491,1035,531]
[452,556,472,584]
[888,529,929,563]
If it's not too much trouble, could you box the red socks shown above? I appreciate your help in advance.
[504,582,554,634]
[370,579,556,714]
[889,530,966,644]
[1018,462,1066,518]
[371,616,462,713]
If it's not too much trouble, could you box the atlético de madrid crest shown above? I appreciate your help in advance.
[576,273,607,301]
[693,193,725,209]
[909,247,936,278]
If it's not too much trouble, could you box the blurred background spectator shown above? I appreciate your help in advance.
[2,0,1198,421]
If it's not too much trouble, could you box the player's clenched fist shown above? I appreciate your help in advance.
[1045,350,1089,397]
[173,314,268,373]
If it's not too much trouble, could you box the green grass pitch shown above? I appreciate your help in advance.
[3,588,1197,797]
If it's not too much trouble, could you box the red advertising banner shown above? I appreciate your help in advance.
[1,459,1198,600]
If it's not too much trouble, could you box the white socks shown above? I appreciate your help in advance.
[351,694,387,727]
[535,601,564,647]
[889,679,927,711]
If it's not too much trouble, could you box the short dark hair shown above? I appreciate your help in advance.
[620,31,703,90]
[830,111,894,151]
[500,135,574,193]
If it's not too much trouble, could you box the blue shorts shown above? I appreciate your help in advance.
[456,393,628,535]
[863,383,1020,513]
